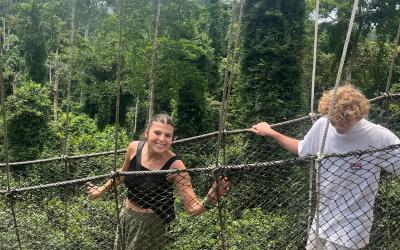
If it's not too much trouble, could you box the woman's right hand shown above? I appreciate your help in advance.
[86,182,106,199]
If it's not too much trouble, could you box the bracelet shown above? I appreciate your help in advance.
[104,179,115,192]
[203,196,214,210]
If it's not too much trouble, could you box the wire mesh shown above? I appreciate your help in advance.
[1,178,117,249]
[306,145,400,250]
[1,95,400,249]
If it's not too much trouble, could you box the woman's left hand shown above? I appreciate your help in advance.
[207,176,230,205]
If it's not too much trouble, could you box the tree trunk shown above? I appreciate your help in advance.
[2,17,6,50]
[53,50,59,121]
[12,78,17,95]
[345,2,365,83]
[12,72,20,95]
[80,90,83,106]
[147,0,161,123]
[133,97,139,136]
[49,61,52,88]
[85,21,89,39]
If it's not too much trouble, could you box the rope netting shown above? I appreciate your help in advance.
[1,94,400,249]
[2,0,400,248]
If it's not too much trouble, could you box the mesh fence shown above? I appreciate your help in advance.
[1,94,400,249]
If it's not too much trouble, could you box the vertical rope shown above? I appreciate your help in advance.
[218,0,245,134]
[0,29,10,199]
[216,0,245,163]
[62,0,76,244]
[133,96,139,137]
[8,194,22,249]
[319,0,359,152]
[316,1,359,249]
[215,3,235,248]
[215,1,245,249]
[310,0,319,117]
[382,23,400,247]
[53,49,59,122]
[383,100,391,246]
[385,23,400,94]
[147,0,161,123]
[1,36,22,250]
[113,0,124,247]
[308,0,320,241]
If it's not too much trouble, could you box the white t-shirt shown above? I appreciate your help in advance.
[299,117,400,249]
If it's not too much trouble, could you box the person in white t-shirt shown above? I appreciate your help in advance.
[248,84,400,249]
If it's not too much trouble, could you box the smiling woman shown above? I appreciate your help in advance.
[86,113,230,250]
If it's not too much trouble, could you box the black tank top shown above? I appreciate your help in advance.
[124,141,176,224]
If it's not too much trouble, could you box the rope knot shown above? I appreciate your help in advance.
[5,187,16,198]
[309,112,318,122]
[316,152,325,161]
[382,92,389,98]
[110,171,119,179]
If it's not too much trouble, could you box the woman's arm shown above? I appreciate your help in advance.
[87,141,138,199]
[171,160,230,216]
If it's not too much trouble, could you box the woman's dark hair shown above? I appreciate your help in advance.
[148,113,175,128]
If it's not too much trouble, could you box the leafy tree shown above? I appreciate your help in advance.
[156,37,216,137]
[6,82,53,162]
[208,0,225,58]
[174,65,208,138]
[237,0,306,125]
[19,2,47,83]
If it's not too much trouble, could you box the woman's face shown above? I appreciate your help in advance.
[145,121,174,153]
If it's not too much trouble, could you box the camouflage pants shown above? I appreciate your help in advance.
[114,207,166,250]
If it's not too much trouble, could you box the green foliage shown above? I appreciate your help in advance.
[351,41,393,97]
[227,208,300,250]
[167,206,221,249]
[47,112,129,154]
[19,2,48,82]
[3,34,24,85]
[1,0,400,249]
[0,192,118,250]
[169,206,305,250]
[369,0,400,42]
[6,82,53,162]
[156,37,216,137]
[175,66,207,137]
[208,0,226,58]
[237,0,306,125]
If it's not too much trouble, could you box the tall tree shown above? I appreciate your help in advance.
[7,82,53,162]
[175,64,207,138]
[237,0,306,124]
[206,0,228,98]
[20,2,47,83]
[208,0,225,58]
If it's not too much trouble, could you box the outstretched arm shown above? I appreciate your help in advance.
[171,160,230,216]
[247,122,299,155]
[86,141,138,199]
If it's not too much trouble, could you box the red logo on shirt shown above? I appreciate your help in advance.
[350,162,363,170]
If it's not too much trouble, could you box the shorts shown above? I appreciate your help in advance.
[114,207,166,250]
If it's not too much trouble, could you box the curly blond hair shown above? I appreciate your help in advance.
[318,84,369,125]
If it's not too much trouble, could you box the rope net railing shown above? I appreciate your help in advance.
[2,92,397,169]
[1,95,400,249]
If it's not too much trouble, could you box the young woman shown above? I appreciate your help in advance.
[87,113,230,249]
